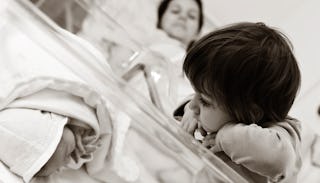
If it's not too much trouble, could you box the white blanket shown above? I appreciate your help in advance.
[0,18,138,182]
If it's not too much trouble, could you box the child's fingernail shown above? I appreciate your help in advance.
[85,145,97,152]
[81,154,91,159]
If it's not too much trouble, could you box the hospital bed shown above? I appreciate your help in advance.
[0,0,249,182]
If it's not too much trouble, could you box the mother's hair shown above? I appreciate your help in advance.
[156,0,204,33]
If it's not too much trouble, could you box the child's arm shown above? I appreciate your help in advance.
[180,102,198,134]
[173,100,197,134]
[213,119,301,181]
[174,100,207,136]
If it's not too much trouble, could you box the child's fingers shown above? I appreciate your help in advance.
[91,138,102,147]
[187,120,198,134]
[180,117,188,128]
[202,139,215,148]
[181,115,197,134]
[80,154,92,159]
[84,144,98,153]
[71,149,78,163]
[72,126,85,135]
[84,129,95,137]
[84,137,102,148]
[182,119,197,134]
[75,133,86,154]
[202,134,217,148]
[82,135,96,144]
[181,120,188,130]
[181,105,198,134]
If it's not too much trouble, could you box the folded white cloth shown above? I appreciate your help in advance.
[0,160,24,183]
[0,108,68,182]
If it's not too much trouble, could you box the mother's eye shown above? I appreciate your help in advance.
[171,9,180,14]
[187,12,197,20]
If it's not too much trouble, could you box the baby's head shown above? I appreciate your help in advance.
[184,22,301,126]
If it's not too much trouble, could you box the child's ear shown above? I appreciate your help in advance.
[249,103,264,124]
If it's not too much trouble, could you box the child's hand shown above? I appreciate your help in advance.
[36,126,76,177]
[181,102,198,135]
[202,133,220,153]
[71,126,101,160]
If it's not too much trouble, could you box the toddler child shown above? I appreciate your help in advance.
[175,22,302,183]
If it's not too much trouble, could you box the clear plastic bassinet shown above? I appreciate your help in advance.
[30,0,199,115]
[0,0,249,182]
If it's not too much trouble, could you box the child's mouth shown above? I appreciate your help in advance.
[197,122,209,136]
[194,128,205,141]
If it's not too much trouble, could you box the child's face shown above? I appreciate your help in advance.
[189,93,232,134]
[36,127,75,177]
[160,0,200,46]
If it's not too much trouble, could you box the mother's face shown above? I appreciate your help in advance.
[160,0,200,46]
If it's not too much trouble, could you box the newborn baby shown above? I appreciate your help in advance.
[35,120,101,177]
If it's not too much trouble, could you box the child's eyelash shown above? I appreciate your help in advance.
[199,97,211,107]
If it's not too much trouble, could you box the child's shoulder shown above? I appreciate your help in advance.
[263,116,301,128]
[262,116,301,141]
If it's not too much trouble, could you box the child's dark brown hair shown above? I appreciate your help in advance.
[184,22,301,124]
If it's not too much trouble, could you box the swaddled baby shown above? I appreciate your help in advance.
[35,121,101,177]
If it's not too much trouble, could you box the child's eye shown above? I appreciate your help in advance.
[199,97,211,107]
